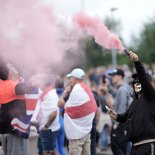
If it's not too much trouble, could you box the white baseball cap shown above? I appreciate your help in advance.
[67,68,85,79]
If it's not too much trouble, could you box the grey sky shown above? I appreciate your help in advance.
[50,0,155,45]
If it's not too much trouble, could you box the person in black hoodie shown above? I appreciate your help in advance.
[108,51,155,155]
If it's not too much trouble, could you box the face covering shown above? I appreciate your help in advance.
[134,83,142,93]
[133,80,142,94]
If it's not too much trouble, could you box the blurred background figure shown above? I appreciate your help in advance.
[107,69,133,155]
[31,74,60,155]
[55,77,66,155]
[97,84,113,152]
[152,74,155,89]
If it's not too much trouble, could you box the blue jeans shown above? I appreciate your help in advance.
[100,125,109,149]
[56,121,66,155]
[40,129,59,152]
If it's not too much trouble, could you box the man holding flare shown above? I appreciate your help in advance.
[108,50,155,155]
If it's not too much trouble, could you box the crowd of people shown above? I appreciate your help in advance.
[0,51,155,155]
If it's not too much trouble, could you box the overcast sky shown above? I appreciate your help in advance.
[50,0,155,45]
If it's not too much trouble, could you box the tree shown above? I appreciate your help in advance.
[82,37,111,69]
[82,16,127,69]
[133,16,155,64]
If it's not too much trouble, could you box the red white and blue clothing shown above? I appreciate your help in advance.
[64,83,97,139]
[0,80,38,138]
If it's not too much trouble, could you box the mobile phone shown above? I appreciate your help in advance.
[105,105,110,111]
[105,106,115,114]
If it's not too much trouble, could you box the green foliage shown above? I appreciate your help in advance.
[82,16,130,69]
[132,17,155,64]
[82,15,155,69]
[82,37,111,69]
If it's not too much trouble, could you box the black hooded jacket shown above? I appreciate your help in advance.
[117,61,155,144]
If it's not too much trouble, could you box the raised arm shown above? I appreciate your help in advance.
[58,84,72,107]
[127,51,155,101]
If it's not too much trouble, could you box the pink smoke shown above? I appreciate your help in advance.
[0,0,81,76]
[73,12,124,52]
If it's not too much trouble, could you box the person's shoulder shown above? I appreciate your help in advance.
[72,83,81,91]
[71,83,88,96]
[118,83,131,92]
[2,80,18,90]
[6,80,17,85]
[50,88,58,95]
[121,83,130,89]
[46,88,58,98]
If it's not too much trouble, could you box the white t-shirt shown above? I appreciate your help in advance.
[37,89,60,131]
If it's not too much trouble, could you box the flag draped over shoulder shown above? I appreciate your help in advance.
[0,80,38,138]
[64,83,97,139]
[10,94,39,138]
